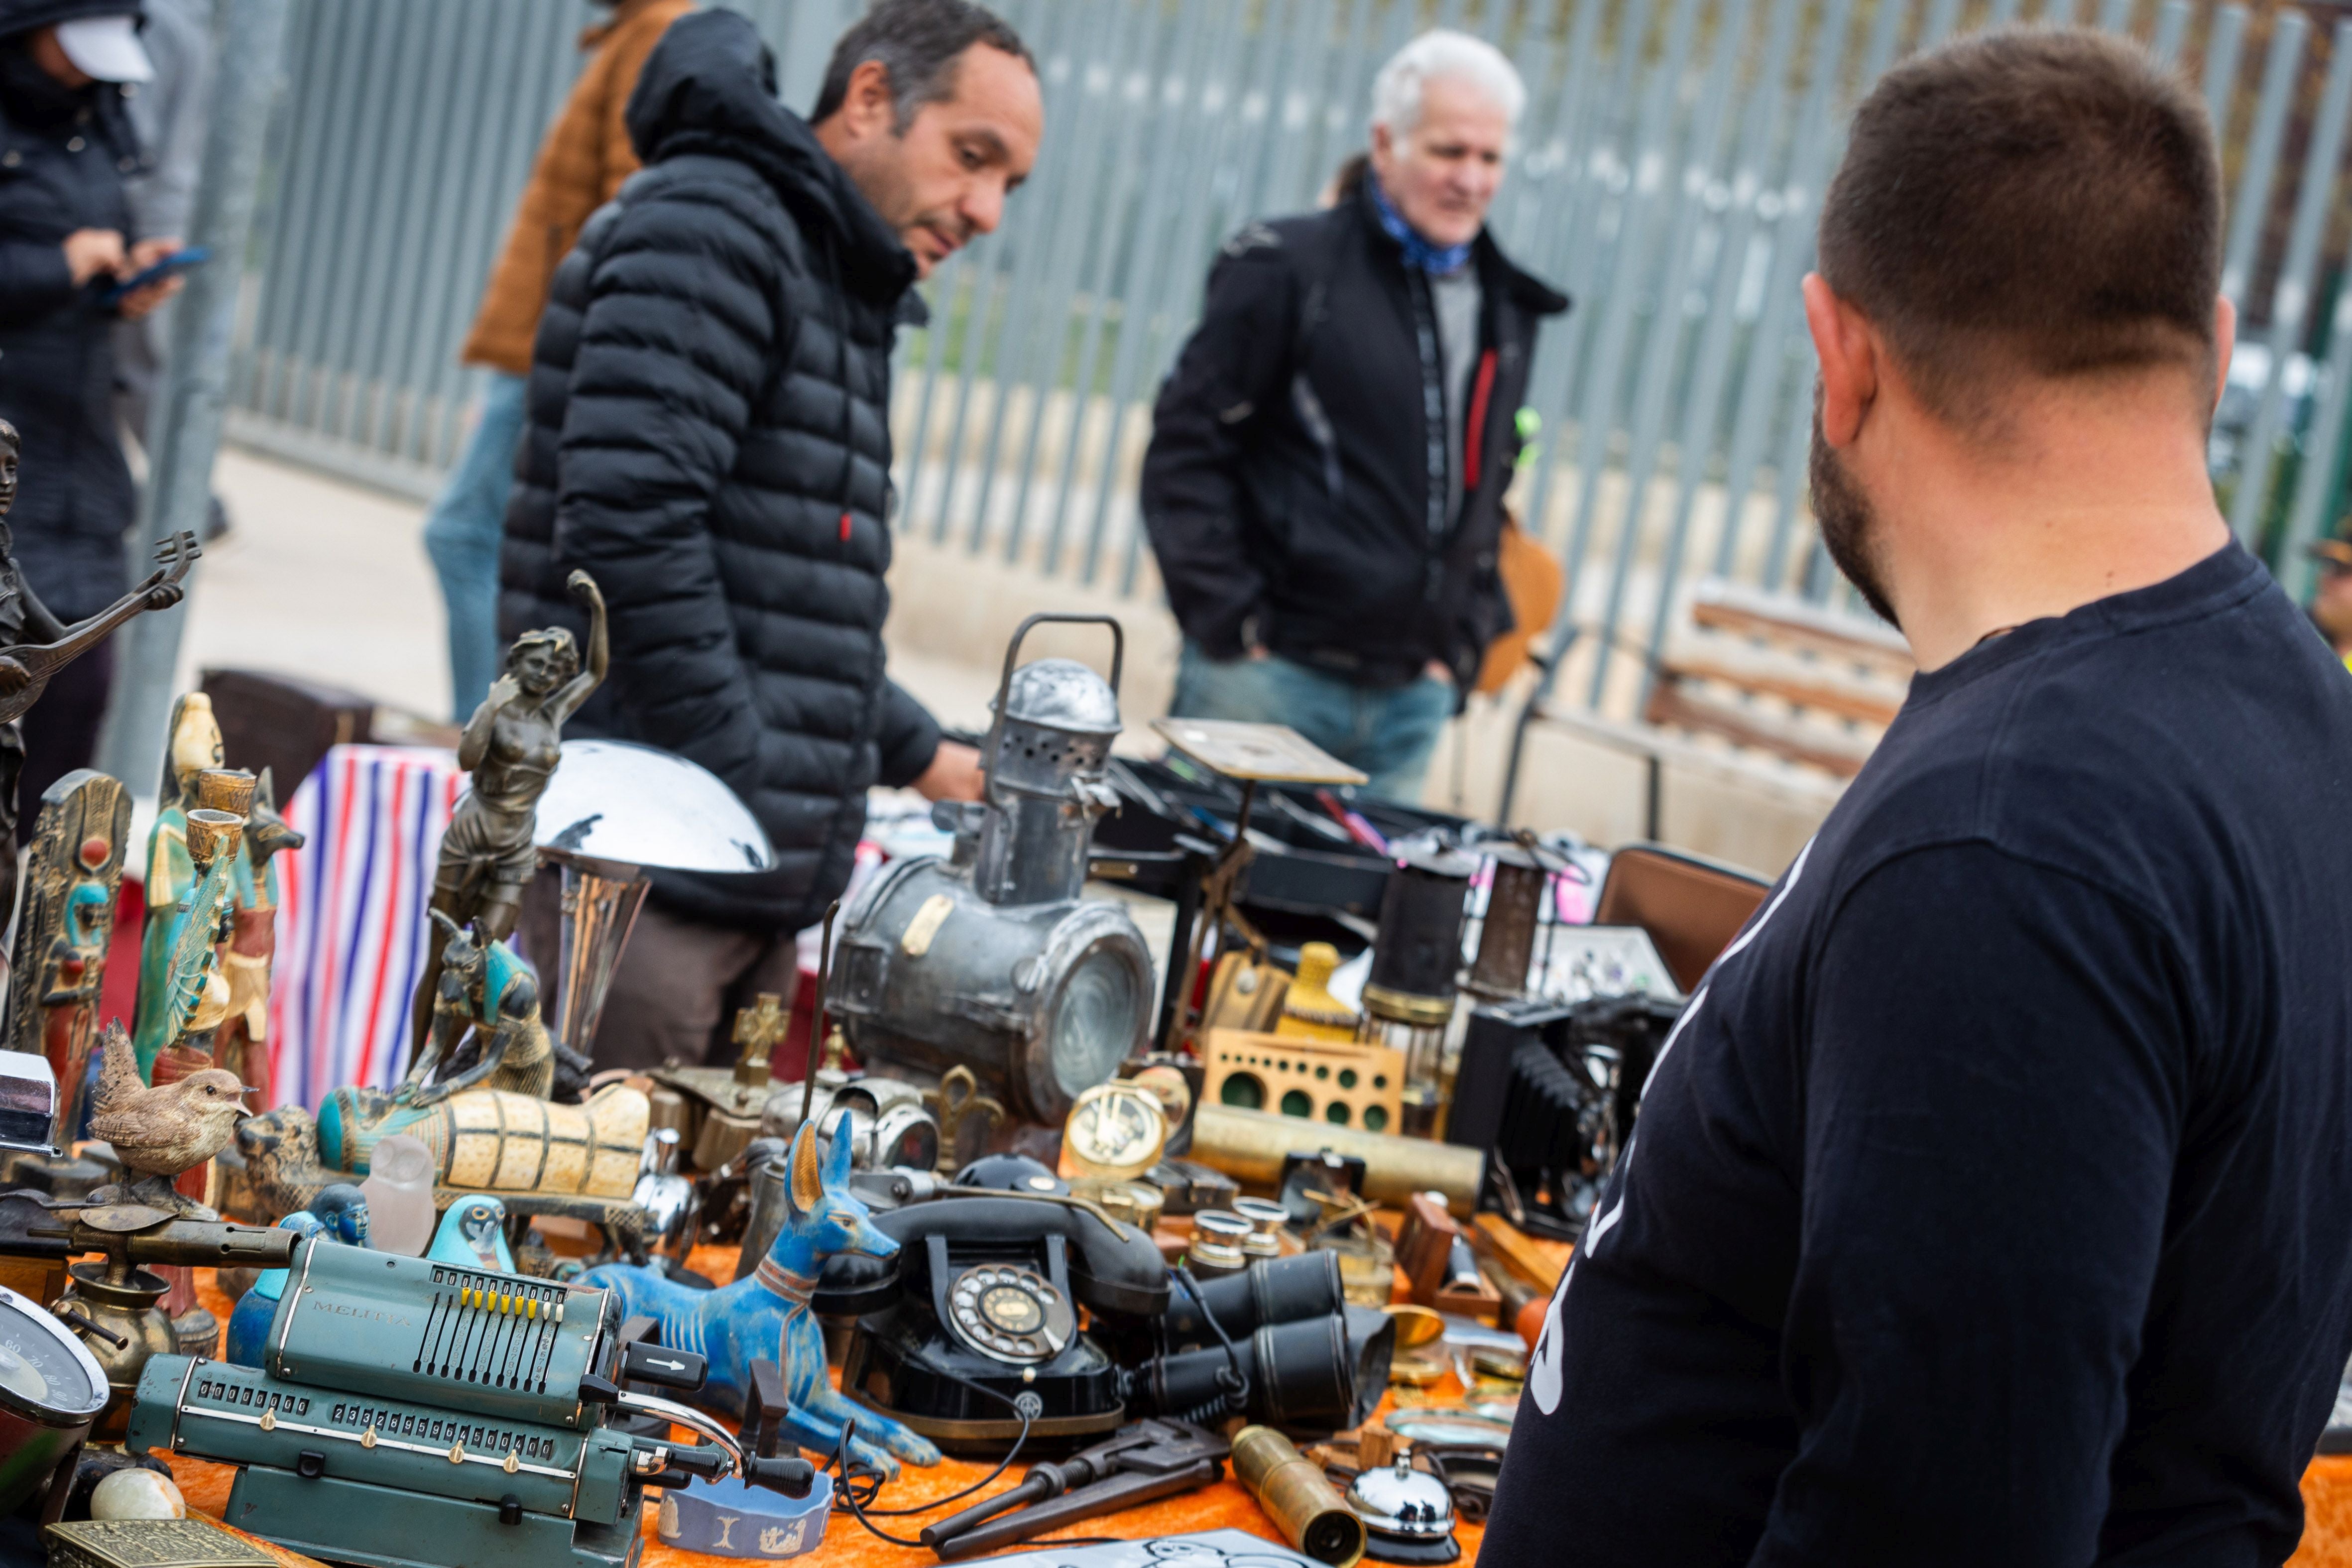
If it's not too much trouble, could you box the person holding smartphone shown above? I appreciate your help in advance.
[0,0,187,817]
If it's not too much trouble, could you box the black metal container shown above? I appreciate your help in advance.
[1364,844,1477,1012]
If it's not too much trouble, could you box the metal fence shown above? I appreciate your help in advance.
[227,0,2352,719]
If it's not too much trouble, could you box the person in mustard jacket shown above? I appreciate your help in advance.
[423,0,690,722]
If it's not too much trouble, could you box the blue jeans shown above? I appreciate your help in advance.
[422,372,528,721]
[1170,642,1453,805]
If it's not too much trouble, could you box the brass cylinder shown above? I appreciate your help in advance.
[1357,985,1455,1028]
[1232,1424,1365,1568]
[1190,1104,1484,1217]
[184,808,245,872]
[648,1087,694,1143]
[193,767,256,818]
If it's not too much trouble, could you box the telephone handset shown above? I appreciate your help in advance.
[818,1192,1168,1454]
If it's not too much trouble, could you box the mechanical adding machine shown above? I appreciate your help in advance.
[126,1230,812,1568]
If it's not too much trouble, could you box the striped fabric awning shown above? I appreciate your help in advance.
[267,744,462,1110]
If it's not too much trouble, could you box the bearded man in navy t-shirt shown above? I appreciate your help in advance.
[1484,27,2352,1568]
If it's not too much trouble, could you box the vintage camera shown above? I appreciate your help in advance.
[1450,992,1685,1237]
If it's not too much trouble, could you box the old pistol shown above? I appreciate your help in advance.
[919,1416,1229,1560]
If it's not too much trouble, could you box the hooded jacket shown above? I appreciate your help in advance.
[0,0,148,619]
[1141,174,1568,691]
[499,7,941,933]
[459,0,693,377]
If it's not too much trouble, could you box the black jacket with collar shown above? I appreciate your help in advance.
[498,8,940,932]
[0,11,148,620]
[1140,176,1568,690]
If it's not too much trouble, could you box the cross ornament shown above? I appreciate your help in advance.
[731,990,788,1090]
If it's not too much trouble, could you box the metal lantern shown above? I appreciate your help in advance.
[830,616,1153,1128]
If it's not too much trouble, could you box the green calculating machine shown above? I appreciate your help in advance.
[126,1240,812,1568]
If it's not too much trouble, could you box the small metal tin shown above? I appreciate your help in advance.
[1469,1345,1527,1382]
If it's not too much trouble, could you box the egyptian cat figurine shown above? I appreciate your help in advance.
[578,1112,941,1478]
[399,913,552,1105]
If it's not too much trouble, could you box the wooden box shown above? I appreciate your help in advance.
[1201,1028,1404,1136]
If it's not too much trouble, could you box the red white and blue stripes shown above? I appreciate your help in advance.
[267,744,463,1111]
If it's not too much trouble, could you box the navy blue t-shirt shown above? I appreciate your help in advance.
[1484,545,2352,1566]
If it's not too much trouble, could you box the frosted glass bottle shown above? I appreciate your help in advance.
[360,1134,437,1256]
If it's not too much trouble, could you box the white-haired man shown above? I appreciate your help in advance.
[1141,30,1566,803]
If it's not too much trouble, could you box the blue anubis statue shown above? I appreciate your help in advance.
[580,1111,941,1477]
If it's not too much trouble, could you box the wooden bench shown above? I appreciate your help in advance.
[1504,580,1913,837]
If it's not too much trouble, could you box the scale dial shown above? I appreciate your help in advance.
[0,1286,104,1423]
[1062,1082,1167,1180]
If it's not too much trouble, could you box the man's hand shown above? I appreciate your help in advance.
[912,740,985,802]
[0,658,32,695]
[62,229,124,287]
[1425,659,1455,685]
[116,237,185,321]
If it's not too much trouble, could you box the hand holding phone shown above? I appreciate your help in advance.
[103,245,208,307]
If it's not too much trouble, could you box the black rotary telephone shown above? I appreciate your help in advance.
[815,1193,1169,1455]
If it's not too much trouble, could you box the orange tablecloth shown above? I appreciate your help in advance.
[175,1250,1484,1568]
[167,1256,2352,1567]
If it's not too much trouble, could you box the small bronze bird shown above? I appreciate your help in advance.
[88,1022,253,1180]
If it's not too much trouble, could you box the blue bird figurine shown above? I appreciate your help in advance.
[579,1111,940,1477]
[225,1212,329,1367]
[427,1194,515,1272]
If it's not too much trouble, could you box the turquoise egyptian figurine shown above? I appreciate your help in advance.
[428,1194,516,1272]
[224,1211,328,1367]
[579,1113,941,1477]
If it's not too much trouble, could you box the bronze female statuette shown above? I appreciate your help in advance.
[0,420,198,924]
[410,570,607,1054]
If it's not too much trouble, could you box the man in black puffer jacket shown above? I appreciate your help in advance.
[499,2,1042,1069]
[1142,31,1566,805]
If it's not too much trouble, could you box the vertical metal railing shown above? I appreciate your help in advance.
[225,0,2352,722]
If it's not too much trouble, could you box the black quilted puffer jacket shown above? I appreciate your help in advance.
[499,7,941,931]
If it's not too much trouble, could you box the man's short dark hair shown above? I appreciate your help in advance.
[1818,28,2221,431]
[811,0,1033,131]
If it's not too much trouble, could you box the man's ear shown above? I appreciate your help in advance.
[2212,293,2237,416]
[1803,272,1879,448]
[833,58,897,143]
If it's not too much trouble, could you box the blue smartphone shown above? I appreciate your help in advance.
[102,245,210,306]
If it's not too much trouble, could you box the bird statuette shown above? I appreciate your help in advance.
[88,1022,252,1207]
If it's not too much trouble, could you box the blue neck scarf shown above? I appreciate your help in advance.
[1369,177,1474,276]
